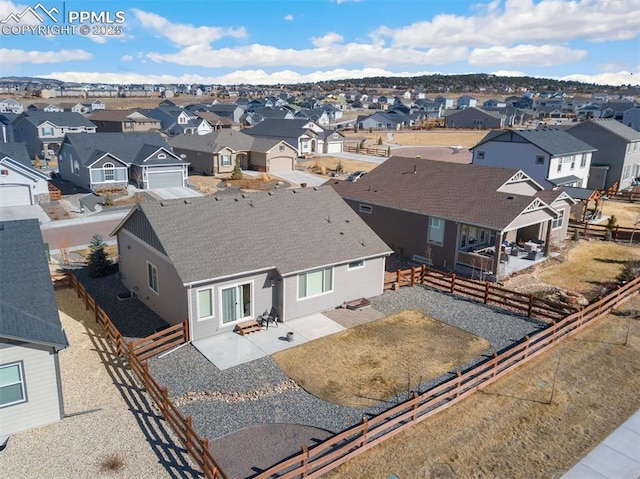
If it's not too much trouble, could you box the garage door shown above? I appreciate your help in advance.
[268,156,294,172]
[147,170,184,189]
[326,142,343,154]
[0,185,32,207]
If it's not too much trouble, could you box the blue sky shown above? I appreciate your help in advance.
[1,0,639,85]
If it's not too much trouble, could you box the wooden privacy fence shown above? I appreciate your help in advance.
[48,182,62,201]
[384,264,575,321]
[568,221,640,243]
[255,275,640,479]
[62,273,227,479]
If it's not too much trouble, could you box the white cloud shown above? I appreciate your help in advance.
[283,14,294,21]
[560,71,639,86]
[121,54,133,61]
[373,0,640,48]
[144,42,469,69]
[311,32,343,48]
[470,45,589,67]
[0,48,92,65]
[131,9,246,47]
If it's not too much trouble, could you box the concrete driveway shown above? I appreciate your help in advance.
[272,170,328,187]
[148,187,203,200]
[0,205,51,224]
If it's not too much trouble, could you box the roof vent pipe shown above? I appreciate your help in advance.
[413,165,417,174]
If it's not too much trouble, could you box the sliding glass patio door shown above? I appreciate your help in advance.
[220,283,252,324]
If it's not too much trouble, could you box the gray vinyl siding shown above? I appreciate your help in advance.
[117,229,187,325]
[188,269,278,340]
[282,257,385,320]
[0,341,63,437]
[122,211,167,255]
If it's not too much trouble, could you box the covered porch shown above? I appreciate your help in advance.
[454,198,559,281]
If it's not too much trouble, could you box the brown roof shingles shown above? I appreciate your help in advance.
[330,156,543,230]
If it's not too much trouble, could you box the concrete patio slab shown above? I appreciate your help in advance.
[192,313,345,370]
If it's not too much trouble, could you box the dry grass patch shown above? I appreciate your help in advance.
[329,301,640,479]
[601,199,640,228]
[302,156,379,176]
[273,310,490,407]
[342,130,487,147]
[538,240,640,294]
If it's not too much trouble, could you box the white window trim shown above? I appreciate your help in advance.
[218,280,254,327]
[0,361,27,408]
[298,267,334,300]
[348,260,365,270]
[477,151,485,160]
[552,215,564,230]
[196,287,214,321]
[535,156,545,165]
[147,261,159,294]
[428,217,445,246]
[103,162,115,182]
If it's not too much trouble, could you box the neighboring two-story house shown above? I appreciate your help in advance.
[245,119,343,155]
[472,128,596,188]
[566,119,640,191]
[11,111,96,160]
[444,107,505,129]
[88,109,162,133]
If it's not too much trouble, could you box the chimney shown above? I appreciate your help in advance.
[413,165,417,174]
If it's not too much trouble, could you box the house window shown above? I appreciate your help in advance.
[41,127,54,136]
[535,156,545,165]
[279,145,285,152]
[477,151,485,160]
[0,169,8,176]
[197,289,213,320]
[552,215,564,230]
[348,260,365,270]
[580,154,587,167]
[623,165,632,180]
[556,160,562,173]
[157,153,167,160]
[299,267,333,299]
[103,162,115,181]
[332,132,339,139]
[473,119,484,125]
[0,362,26,407]
[359,204,372,214]
[73,160,80,175]
[147,262,158,294]
[570,157,575,170]
[428,217,445,246]
[124,121,132,129]
[221,154,232,167]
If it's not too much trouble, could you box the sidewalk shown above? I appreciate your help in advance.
[562,410,640,478]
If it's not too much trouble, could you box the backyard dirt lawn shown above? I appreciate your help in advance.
[342,130,487,147]
[300,156,380,175]
[328,299,640,479]
[601,199,640,228]
[537,240,640,295]
[272,310,490,408]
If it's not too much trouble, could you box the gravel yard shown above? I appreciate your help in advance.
[148,284,546,443]
[0,288,198,479]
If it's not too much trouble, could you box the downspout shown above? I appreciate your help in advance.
[494,231,504,279]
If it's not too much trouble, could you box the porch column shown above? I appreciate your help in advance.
[493,231,504,278]
[544,220,552,256]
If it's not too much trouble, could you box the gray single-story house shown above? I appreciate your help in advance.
[0,143,50,207]
[0,219,68,442]
[111,186,392,341]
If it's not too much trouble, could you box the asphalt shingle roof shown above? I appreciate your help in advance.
[0,219,67,348]
[17,111,96,128]
[168,130,291,154]
[475,128,596,155]
[63,132,179,167]
[245,118,324,138]
[567,118,640,142]
[0,142,32,168]
[329,156,546,230]
[120,186,391,285]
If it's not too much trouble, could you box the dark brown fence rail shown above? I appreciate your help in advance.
[62,273,227,479]
[384,264,574,321]
[255,275,640,479]
[568,220,640,243]
[343,145,389,157]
